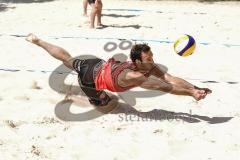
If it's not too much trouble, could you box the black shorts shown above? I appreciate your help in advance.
[73,58,111,106]
[88,0,96,4]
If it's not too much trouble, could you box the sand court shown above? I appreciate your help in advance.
[0,0,240,159]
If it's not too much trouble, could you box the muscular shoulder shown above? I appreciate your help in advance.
[121,69,148,86]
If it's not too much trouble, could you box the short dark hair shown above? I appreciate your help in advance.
[130,44,150,62]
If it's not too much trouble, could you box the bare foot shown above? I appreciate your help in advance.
[192,89,207,101]
[97,23,103,26]
[65,94,92,107]
[25,33,39,44]
[96,24,107,29]
[64,91,72,101]
[83,13,88,17]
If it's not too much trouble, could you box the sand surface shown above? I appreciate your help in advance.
[0,0,240,159]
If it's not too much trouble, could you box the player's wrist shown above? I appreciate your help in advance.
[189,87,196,97]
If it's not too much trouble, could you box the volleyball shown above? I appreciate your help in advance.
[173,34,196,57]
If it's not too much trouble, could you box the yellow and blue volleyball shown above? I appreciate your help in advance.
[173,34,196,57]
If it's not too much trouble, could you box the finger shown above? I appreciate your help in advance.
[198,90,205,94]
[201,88,212,94]
[201,94,207,99]
[205,90,212,94]
[207,89,212,94]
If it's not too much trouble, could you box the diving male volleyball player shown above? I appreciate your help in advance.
[26,33,212,113]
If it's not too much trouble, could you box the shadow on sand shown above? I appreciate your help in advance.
[54,99,233,124]
[198,0,240,3]
[96,24,153,29]
[47,54,232,124]
[102,13,139,18]
[0,0,55,3]
[0,0,55,12]
[0,3,17,12]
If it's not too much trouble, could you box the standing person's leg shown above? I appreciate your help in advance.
[96,0,103,26]
[83,0,88,16]
[89,2,98,28]
[25,33,73,70]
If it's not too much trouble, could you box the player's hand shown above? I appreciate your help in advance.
[192,89,207,101]
[194,86,212,94]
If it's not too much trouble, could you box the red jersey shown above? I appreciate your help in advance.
[95,58,151,92]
